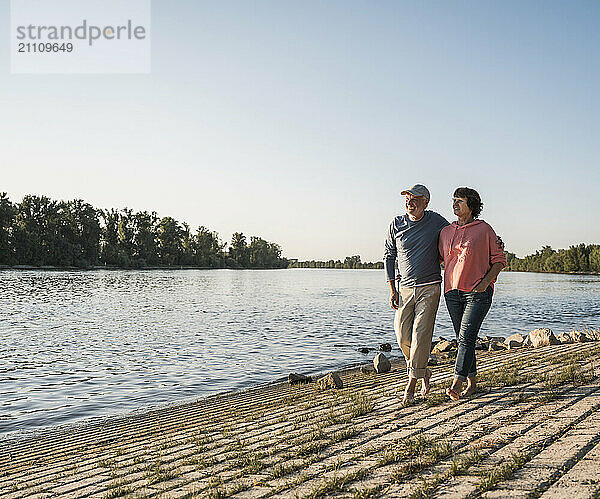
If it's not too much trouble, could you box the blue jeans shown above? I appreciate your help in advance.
[444,286,493,381]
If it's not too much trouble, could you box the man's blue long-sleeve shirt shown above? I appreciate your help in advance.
[384,211,449,287]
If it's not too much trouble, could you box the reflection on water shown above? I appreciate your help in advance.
[1,269,599,437]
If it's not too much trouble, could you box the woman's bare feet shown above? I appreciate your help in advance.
[421,368,432,396]
[446,378,463,401]
[461,376,477,397]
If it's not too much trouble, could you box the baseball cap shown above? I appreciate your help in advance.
[400,184,430,201]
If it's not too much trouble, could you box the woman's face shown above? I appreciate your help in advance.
[452,196,472,219]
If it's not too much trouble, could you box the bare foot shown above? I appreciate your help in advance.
[461,377,477,397]
[402,379,417,406]
[446,379,463,402]
[401,392,415,407]
[446,387,460,401]
[421,368,432,396]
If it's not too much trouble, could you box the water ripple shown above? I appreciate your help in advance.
[0,269,598,437]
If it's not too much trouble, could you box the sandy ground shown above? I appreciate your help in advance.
[2,342,600,499]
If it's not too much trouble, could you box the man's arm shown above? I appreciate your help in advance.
[388,279,399,309]
[384,220,399,309]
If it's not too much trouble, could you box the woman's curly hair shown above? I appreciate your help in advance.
[454,187,483,218]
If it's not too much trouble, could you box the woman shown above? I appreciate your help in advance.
[439,187,506,400]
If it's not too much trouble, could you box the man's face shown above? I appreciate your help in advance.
[405,193,428,219]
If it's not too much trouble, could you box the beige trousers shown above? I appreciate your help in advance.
[394,283,441,379]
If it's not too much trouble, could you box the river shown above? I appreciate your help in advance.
[1,269,599,437]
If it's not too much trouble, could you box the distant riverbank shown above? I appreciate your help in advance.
[3,264,600,277]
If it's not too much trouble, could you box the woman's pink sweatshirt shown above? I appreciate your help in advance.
[438,220,506,294]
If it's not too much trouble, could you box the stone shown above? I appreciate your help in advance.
[504,333,524,349]
[528,328,560,348]
[587,330,600,341]
[570,330,590,343]
[318,372,343,389]
[288,373,312,385]
[475,339,489,351]
[523,335,533,347]
[379,343,392,352]
[357,347,371,354]
[373,353,391,374]
[484,335,505,342]
[428,354,438,366]
[488,340,506,351]
[557,332,573,344]
[432,339,454,354]
[430,337,445,352]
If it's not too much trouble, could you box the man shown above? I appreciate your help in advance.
[384,184,449,405]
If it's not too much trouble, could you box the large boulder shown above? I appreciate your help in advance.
[528,328,560,348]
[430,337,446,352]
[587,330,600,341]
[432,339,455,354]
[484,335,505,343]
[373,353,391,374]
[379,343,392,352]
[504,333,524,349]
[557,332,573,344]
[475,338,489,351]
[318,372,343,389]
[288,373,312,385]
[488,340,506,351]
[570,330,590,343]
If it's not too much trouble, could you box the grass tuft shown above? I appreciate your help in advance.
[478,451,528,492]
[103,480,133,499]
[304,468,369,498]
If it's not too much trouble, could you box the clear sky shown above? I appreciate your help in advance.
[1,0,598,261]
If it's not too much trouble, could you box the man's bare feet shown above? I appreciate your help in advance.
[421,368,432,396]
[402,392,415,407]
[402,378,417,406]
[461,377,477,397]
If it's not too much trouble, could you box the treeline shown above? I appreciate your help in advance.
[0,193,287,269]
[505,244,600,273]
[289,255,383,269]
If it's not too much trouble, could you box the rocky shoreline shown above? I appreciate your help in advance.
[293,328,600,391]
[2,340,600,498]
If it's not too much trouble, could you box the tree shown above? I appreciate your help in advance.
[249,236,269,268]
[157,217,184,265]
[117,208,135,264]
[0,193,15,265]
[563,244,588,272]
[230,232,249,267]
[100,209,120,265]
[13,195,61,266]
[589,245,600,273]
[61,200,101,267]
[344,255,362,269]
[543,252,564,273]
[133,210,159,266]
[180,222,195,266]
[196,226,224,267]
[0,192,290,270]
